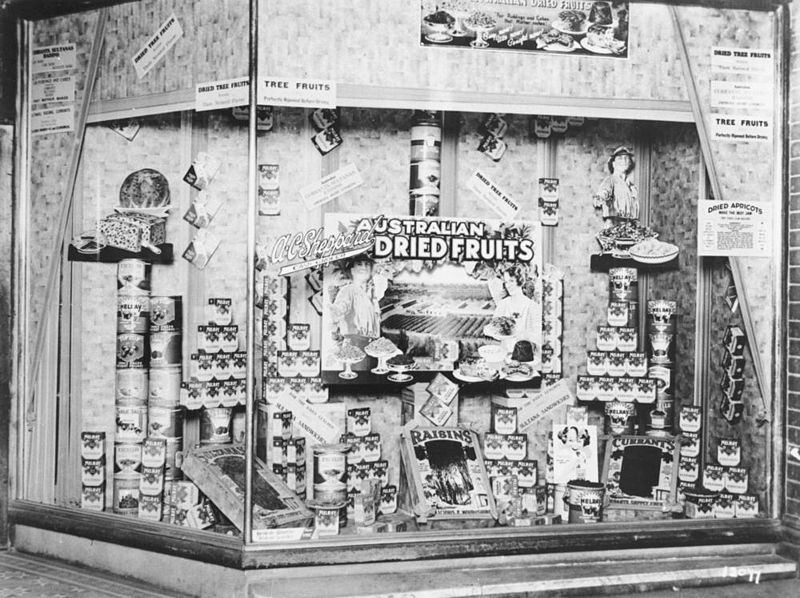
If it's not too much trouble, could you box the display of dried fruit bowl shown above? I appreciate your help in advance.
[628,239,679,264]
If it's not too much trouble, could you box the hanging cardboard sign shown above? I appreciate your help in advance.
[195,77,249,111]
[131,13,183,79]
[258,77,336,109]
[32,44,76,73]
[467,170,520,220]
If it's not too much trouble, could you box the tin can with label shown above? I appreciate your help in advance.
[80,431,106,460]
[609,268,638,303]
[114,441,142,474]
[149,331,182,368]
[148,404,184,439]
[116,333,149,369]
[116,369,148,404]
[164,437,184,481]
[142,437,166,468]
[149,295,182,332]
[81,485,105,511]
[492,404,518,435]
[148,367,181,405]
[81,457,105,486]
[347,407,371,437]
[117,295,150,334]
[206,298,232,326]
[410,123,442,162]
[200,407,233,444]
[116,404,147,442]
[113,473,141,516]
[117,259,151,296]
[140,465,165,495]
[138,492,163,521]
[313,444,350,503]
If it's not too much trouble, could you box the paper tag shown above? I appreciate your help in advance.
[300,164,363,210]
[710,114,772,143]
[258,77,336,108]
[31,73,75,105]
[32,44,76,73]
[31,105,74,135]
[270,393,339,445]
[698,199,771,257]
[131,13,183,79]
[518,379,574,432]
[195,77,249,111]
[251,527,309,543]
[467,170,519,220]
[711,47,774,79]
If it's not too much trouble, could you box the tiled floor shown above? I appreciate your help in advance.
[0,551,188,598]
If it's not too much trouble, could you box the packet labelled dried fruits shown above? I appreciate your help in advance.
[311,127,343,155]
[478,134,506,162]
[183,152,221,191]
[184,191,224,228]
[182,229,221,270]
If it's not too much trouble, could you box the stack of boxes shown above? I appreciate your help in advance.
[113,259,151,516]
[541,265,564,385]
[483,403,542,524]
[646,300,678,431]
[81,431,106,511]
[720,325,746,424]
[271,411,307,499]
[677,406,702,498]
[342,407,391,520]
[577,268,656,406]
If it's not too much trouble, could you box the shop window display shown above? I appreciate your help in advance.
[12,0,783,571]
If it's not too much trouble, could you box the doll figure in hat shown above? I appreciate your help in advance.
[593,146,639,228]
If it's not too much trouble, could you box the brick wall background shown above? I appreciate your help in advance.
[787,0,800,527]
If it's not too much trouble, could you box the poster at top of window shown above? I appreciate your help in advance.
[419,0,629,58]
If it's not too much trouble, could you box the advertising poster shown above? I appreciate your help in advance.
[698,199,771,257]
[321,213,543,379]
[419,0,630,58]
[602,435,678,510]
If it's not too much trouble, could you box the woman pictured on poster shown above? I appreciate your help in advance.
[328,255,388,364]
[592,146,639,228]
[488,265,542,354]
[555,425,596,482]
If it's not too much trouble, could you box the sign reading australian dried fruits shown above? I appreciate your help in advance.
[419,0,630,58]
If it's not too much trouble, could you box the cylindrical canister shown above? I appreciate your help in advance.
[116,333,149,369]
[149,295,183,332]
[200,407,233,444]
[113,473,141,516]
[410,123,442,162]
[608,268,638,303]
[81,457,105,486]
[117,295,150,334]
[114,441,142,474]
[147,404,184,439]
[148,367,181,405]
[164,437,183,480]
[149,331,182,368]
[313,444,350,503]
[115,404,147,442]
[117,259,151,296]
[116,369,148,404]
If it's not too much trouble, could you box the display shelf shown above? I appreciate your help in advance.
[67,243,174,264]
[590,253,679,272]
[321,370,542,392]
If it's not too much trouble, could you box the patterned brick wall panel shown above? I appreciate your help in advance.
[647,122,701,406]
[259,1,687,103]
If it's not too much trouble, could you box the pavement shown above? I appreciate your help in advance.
[0,548,797,597]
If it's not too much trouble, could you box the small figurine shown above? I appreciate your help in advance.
[593,146,638,228]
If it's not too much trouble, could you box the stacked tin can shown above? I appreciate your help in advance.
[646,300,678,432]
[114,259,151,516]
[81,431,106,511]
[147,294,185,523]
[408,110,442,217]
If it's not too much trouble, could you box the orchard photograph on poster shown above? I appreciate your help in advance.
[321,213,542,378]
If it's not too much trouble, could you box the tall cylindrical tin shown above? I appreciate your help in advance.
[164,437,183,481]
[117,259,151,296]
[114,441,142,474]
[116,333,149,369]
[149,331,182,368]
[116,369,148,404]
[200,407,233,444]
[148,367,181,405]
[149,295,183,332]
[147,404,185,439]
[115,404,147,443]
[117,295,150,333]
[113,473,141,516]
[312,444,350,503]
